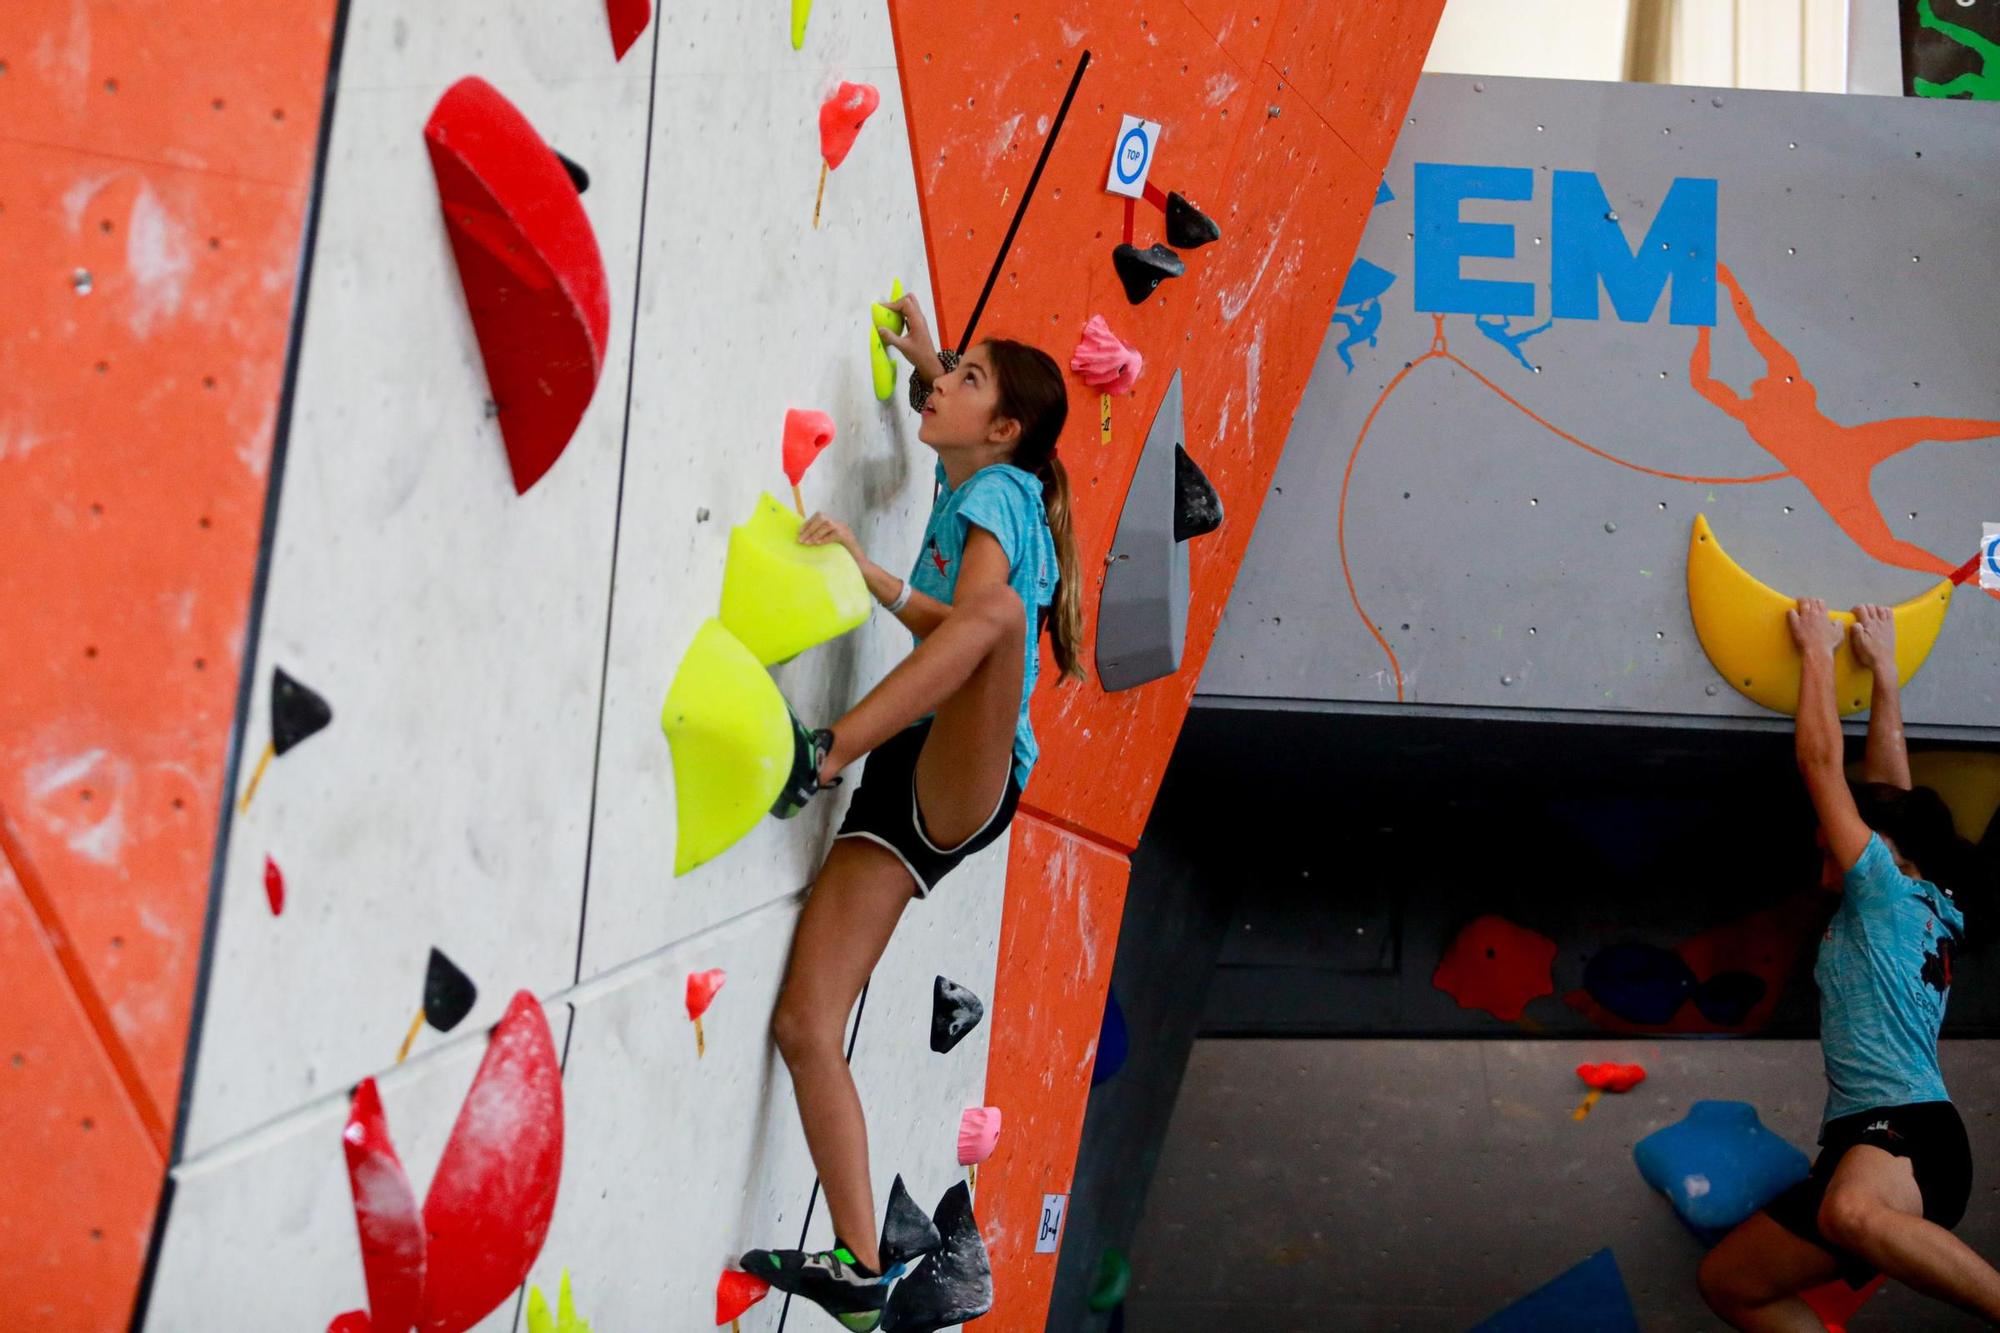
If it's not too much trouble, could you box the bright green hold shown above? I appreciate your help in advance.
[720,492,870,666]
[1087,1248,1131,1312]
[1914,0,2000,98]
[526,1269,594,1333]
[791,0,813,50]
[661,619,794,876]
[871,278,906,402]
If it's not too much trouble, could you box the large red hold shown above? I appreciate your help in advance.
[416,990,564,1332]
[424,78,611,495]
[606,0,651,59]
[1577,1062,1647,1094]
[342,1077,425,1333]
[1432,914,1557,1022]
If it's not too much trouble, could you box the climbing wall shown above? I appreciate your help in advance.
[1206,74,2000,732]
[8,0,1442,1327]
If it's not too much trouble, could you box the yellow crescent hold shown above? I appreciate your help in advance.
[1686,513,1953,717]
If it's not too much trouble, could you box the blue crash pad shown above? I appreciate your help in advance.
[1469,1248,1638,1333]
[1634,1100,1810,1244]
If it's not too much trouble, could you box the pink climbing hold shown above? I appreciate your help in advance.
[782,409,837,487]
[818,82,880,170]
[716,1269,771,1324]
[686,968,727,1022]
[342,1077,426,1333]
[1577,1062,1647,1094]
[425,77,611,496]
[606,0,651,59]
[1431,914,1558,1022]
[1069,315,1144,395]
[264,855,285,916]
[416,990,564,1333]
[957,1106,1002,1166]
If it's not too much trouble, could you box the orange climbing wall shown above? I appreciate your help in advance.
[889,0,1444,1323]
[0,1,337,1323]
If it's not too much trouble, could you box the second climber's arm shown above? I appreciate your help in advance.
[1792,597,1873,873]
[1849,604,1912,791]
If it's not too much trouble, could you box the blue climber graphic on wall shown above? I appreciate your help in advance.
[1474,313,1556,371]
[1332,180,1398,374]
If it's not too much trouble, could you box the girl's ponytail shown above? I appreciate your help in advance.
[982,338,1085,682]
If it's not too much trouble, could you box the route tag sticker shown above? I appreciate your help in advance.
[1982,523,1999,591]
[1105,115,1160,198]
[1035,1193,1068,1253]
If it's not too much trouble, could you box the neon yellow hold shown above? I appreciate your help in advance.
[870,278,906,402]
[526,1269,594,1333]
[720,492,870,665]
[1685,513,1953,717]
[791,0,812,50]
[662,619,795,875]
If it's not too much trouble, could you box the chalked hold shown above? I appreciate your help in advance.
[1164,192,1221,249]
[881,1182,992,1332]
[931,976,985,1054]
[880,1174,943,1271]
[1173,444,1222,542]
[1111,243,1185,305]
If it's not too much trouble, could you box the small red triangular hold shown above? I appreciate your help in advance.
[607,0,651,59]
[716,1269,771,1324]
[425,78,611,495]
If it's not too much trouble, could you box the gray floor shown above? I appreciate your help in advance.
[1127,1039,2000,1331]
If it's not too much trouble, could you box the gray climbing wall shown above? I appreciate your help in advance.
[1202,74,2000,731]
[1130,1037,2000,1331]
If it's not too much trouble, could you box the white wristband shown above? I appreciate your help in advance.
[885,579,913,614]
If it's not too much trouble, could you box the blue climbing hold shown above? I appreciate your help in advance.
[1633,1101,1810,1244]
[1091,987,1128,1087]
[1469,1248,1638,1333]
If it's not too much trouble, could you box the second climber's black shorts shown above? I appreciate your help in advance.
[1764,1099,1973,1287]
[833,718,1021,899]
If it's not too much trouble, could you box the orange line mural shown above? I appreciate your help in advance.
[1339,266,2000,702]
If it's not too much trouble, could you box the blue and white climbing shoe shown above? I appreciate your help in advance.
[736,1243,887,1331]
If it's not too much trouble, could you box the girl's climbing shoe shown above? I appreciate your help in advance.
[771,713,840,819]
[736,1243,887,1331]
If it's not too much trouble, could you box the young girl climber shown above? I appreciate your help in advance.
[738,293,1083,1331]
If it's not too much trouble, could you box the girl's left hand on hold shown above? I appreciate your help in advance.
[798,511,865,566]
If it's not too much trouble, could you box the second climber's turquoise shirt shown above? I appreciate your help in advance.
[906,459,1058,790]
[1816,833,1964,1127]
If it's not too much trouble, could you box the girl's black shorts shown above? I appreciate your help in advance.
[834,718,1021,899]
[1765,1099,1972,1287]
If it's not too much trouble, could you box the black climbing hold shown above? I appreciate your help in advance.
[1173,444,1223,543]
[881,1182,992,1333]
[554,149,590,194]
[930,976,985,1055]
[879,1173,943,1270]
[1165,191,1220,249]
[1582,941,1694,1026]
[423,947,478,1033]
[1688,970,1767,1026]
[1111,243,1185,305]
[270,667,333,756]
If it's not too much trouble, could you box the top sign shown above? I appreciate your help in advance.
[1105,115,1162,199]
[1983,523,1999,591]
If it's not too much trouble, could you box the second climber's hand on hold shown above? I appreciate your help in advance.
[798,511,864,566]
[1848,603,1897,675]
[1787,597,1843,659]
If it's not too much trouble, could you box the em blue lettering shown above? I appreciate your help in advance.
[1413,163,1535,317]
[1550,171,1716,326]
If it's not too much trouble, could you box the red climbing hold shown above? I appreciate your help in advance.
[342,1077,426,1333]
[416,990,564,1333]
[263,855,285,916]
[425,78,611,496]
[1577,1062,1647,1094]
[716,1269,771,1324]
[686,968,726,1021]
[818,82,880,170]
[1802,1273,1884,1333]
[328,1313,373,1333]
[1431,914,1557,1022]
[606,0,651,59]
[782,409,836,487]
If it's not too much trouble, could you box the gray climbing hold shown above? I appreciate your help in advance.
[1173,444,1222,542]
[879,1173,943,1271]
[1111,243,1185,305]
[931,976,985,1054]
[1165,192,1221,250]
[881,1182,992,1332]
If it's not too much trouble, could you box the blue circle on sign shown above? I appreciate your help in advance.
[1986,533,2000,577]
[1115,126,1150,185]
